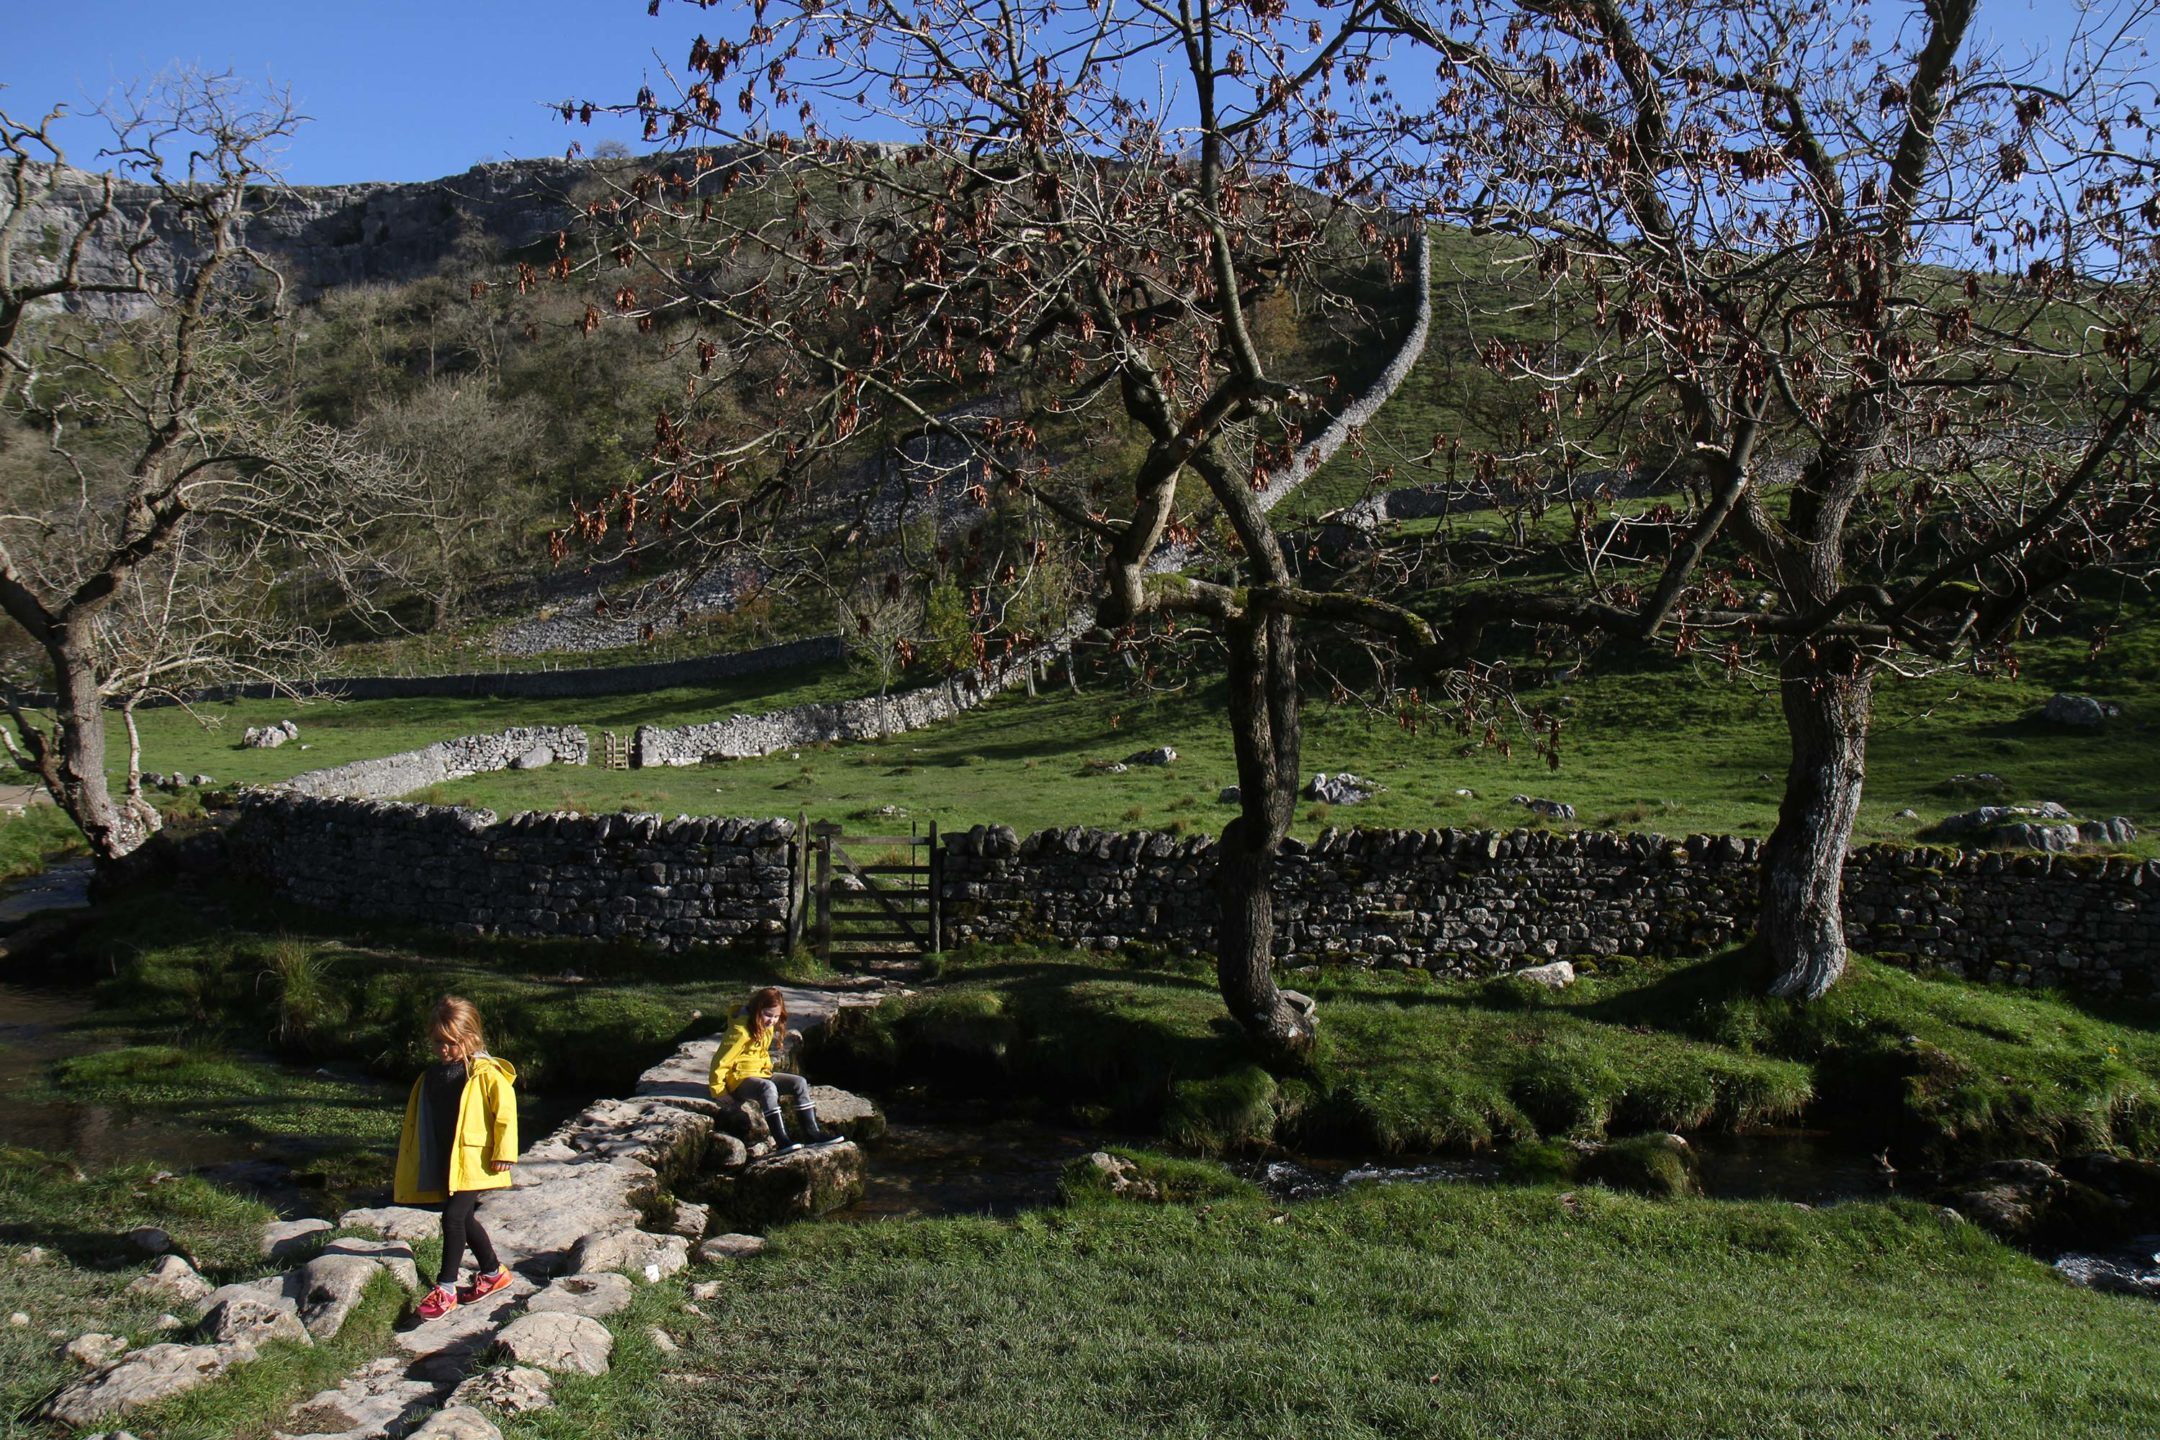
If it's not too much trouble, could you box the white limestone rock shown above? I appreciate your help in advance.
[408,1406,505,1440]
[61,1333,129,1367]
[44,1342,253,1427]
[694,1233,769,1263]
[259,1217,333,1261]
[566,1228,688,1282]
[1511,960,1577,989]
[336,1205,442,1243]
[495,1312,613,1376]
[525,1272,634,1319]
[127,1255,211,1305]
[200,1291,312,1350]
[449,1364,554,1416]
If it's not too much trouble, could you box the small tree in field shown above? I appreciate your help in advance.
[0,74,414,864]
[1384,0,2160,996]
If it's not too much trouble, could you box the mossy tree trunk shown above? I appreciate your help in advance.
[1760,640,1873,1000]
[1215,610,1316,1062]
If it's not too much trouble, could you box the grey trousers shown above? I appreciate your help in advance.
[731,1072,811,1111]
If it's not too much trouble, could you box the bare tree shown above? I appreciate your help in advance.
[0,73,416,863]
[1382,0,2160,995]
[562,0,1474,1057]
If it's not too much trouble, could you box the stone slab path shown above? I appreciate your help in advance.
[275,983,887,1440]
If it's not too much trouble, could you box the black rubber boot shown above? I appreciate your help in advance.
[794,1103,845,1147]
[764,1106,800,1154]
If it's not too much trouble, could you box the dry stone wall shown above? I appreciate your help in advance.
[282,726,592,801]
[229,794,793,951]
[941,824,2160,995]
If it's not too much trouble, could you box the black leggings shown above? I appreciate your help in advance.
[439,1190,500,1285]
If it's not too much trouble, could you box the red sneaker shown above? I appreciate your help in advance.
[415,1285,459,1321]
[457,1266,514,1304]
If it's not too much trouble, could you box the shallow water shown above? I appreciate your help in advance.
[836,1108,1114,1220]
[0,981,258,1173]
[2053,1236,2160,1298]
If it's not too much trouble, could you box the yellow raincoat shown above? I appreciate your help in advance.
[707,1012,781,1096]
[392,1054,519,1204]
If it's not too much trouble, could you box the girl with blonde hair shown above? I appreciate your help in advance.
[393,996,519,1319]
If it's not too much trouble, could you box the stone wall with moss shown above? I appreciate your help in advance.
[229,793,795,952]
[939,824,2160,995]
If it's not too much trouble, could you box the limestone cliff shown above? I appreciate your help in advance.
[11,155,629,315]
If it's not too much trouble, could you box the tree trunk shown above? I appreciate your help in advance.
[44,627,158,865]
[1760,641,1873,1000]
[1215,612,1317,1060]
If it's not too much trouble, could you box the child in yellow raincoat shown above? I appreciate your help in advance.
[394,995,518,1319]
[707,986,844,1153]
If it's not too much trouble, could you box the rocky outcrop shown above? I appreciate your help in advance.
[15,157,630,318]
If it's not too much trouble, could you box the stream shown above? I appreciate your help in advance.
[1,864,2151,1298]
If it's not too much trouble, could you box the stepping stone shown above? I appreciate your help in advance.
[278,1355,445,1440]
[407,1408,502,1440]
[525,1272,633,1319]
[694,1233,768,1263]
[126,1255,211,1304]
[495,1312,612,1376]
[448,1364,553,1415]
[390,1274,533,1360]
[336,1206,441,1244]
[261,1218,334,1261]
[567,1228,688,1282]
[46,1342,253,1428]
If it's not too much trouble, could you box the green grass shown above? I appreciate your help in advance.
[411,627,2158,856]
[74,657,872,794]
[816,946,2160,1164]
[501,1182,2160,1439]
[0,806,85,885]
[0,1150,278,1436]
[9,880,827,1193]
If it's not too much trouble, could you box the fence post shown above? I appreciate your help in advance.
[928,819,941,955]
[814,822,832,961]
[787,808,809,952]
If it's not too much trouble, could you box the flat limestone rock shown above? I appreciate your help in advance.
[495,1312,612,1376]
[694,1233,769,1263]
[318,1237,422,1293]
[390,1273,532,1360]
[294,1255,399,1341]
[808,1085,886,1141]
[202,1292,312,1350]
[45,1341,252,1427]
[61,1333,129,1367]
[261,1218,334,1261]
[566,1229,688,1282]
[126,1255,212,1305]
[407,1405,504,1440]
[336,1206,442,1244]
[448,1364,554,1415]
[279,1353,445,1440]
[709,1142,865,1229]
[525,1272,634,1319]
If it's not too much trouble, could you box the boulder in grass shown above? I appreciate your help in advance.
[43,1342,252,1428]
[704,1142,865,1230]
[1306,773,1377,805]
[509,746,554,771]
[2042,693,2119,727]
[1511,961,1576,990]
[1511,794,1576,821]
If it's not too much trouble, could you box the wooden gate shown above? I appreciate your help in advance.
[808,820,941,970]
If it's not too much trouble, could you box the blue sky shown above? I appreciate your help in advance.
[6,0,678,184]
[3,0,2104,187]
